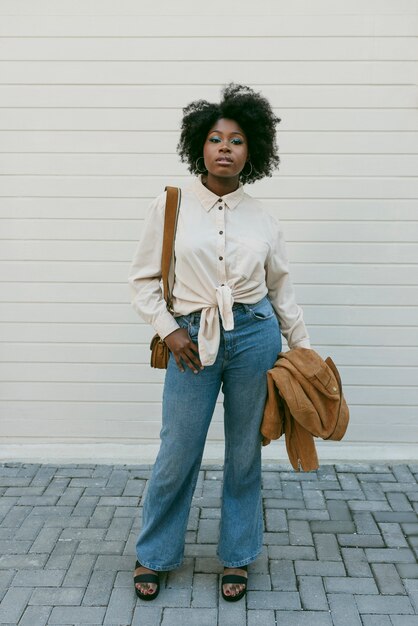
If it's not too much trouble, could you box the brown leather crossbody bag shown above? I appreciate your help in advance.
[150,186,181,368]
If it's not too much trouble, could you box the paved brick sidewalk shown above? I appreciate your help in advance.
[0,462,418,625]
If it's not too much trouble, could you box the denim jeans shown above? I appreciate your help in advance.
[136,295,282,570]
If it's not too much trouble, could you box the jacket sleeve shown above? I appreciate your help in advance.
[128,191,180,340]
[266,219,311,349]
[260,369,285,444]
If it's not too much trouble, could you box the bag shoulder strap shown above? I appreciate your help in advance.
[161,186,181,307]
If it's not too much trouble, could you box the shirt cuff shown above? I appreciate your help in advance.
[290,338,311,349]
[153,312,180,341]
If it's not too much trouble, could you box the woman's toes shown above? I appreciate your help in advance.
[136,582,156,595]
[223,582,244,596]
[134,565,157,596]
[222,568,247,597]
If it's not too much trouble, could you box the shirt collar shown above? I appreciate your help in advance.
[191,174,245,211]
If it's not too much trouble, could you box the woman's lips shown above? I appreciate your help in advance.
[216,159,233,165]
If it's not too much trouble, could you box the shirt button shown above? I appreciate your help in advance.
[219,256,223,261]
[221,283,225,286]
[218,198,222,202]
[218,206,223,210]
[219,230,223,235]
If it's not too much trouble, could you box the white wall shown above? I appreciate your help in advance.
[0,1,417,463]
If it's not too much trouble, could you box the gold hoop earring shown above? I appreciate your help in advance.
[241,161,253,178]
[195,157,207,173]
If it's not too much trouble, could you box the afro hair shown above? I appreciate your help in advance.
[176,83,281,184]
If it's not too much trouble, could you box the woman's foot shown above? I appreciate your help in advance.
[133,562,159,598]
[222,566,248,599]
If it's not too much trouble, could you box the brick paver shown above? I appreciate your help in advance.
[0,462,417,624]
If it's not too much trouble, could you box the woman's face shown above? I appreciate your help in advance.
[202,118,249,181]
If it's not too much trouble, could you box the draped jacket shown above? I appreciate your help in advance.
[261,347,350,471]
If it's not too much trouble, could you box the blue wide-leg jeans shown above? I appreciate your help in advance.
[135,295,282,571]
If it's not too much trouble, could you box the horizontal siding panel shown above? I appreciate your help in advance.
[1,304,417,327]
[2,37,418,61]
[2,108,418,132]
[1,131,416,155]
[1,382,417,405]
[15,418,408,443]
[342,367,418,387]
[283,221,418,242]
[1,323,417,347]
[0,61,416,85]
[350,387,418,405]
[0,418,170,440]
[1,242,417,264]
[0,402,164,422]
[1,283,417,306]
[1,85,417,109]
[0,402,223,423]
[289,244,418,264]
[3,218,418,242]
[0,304,418,333]
[2,344,418,366]
[0,240,134,261]
[1,402,416,424]
[0,303,137,323]
[283,325,414,347]
[302,306,418,326]
[0,382,166,403]
[292,264,418,286]
[1,198,417,221]
[2,176,418,199]
[2,262,418,285]
[0,283,133,302]
[300,286,418,306]
[0,417,415,445]
[347,426,416,443]
[0,363,166,384]
[0,322,155,343]
[2,154,418,177]
[0,13,416,35]
[1,362,417,387]
[278,346,418,367]
[0,426,416,444]
[0,261,125,282]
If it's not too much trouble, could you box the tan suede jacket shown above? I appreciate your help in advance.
[261,347,349,472]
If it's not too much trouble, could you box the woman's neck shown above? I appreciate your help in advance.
[202,174,240,198]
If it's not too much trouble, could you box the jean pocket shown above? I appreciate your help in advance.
[175,315,199,341]
[247,298,275,321]
[175,315,190,330]
[188,321,200,342]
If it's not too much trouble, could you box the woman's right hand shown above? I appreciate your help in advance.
[164,328,204,374]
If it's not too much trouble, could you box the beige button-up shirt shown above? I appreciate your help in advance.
[129,174,310,366]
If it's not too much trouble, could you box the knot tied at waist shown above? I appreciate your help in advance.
[198,285,235,366]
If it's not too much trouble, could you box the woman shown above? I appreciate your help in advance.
[128,83,311,602]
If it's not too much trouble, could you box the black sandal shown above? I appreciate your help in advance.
[221,565,248,602]
[133,560,160,601]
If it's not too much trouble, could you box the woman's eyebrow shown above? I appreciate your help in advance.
[209,130,244,136]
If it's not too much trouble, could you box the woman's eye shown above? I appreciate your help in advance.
[208,137,243,144]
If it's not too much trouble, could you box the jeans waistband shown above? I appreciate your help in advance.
[178,296,269,325]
